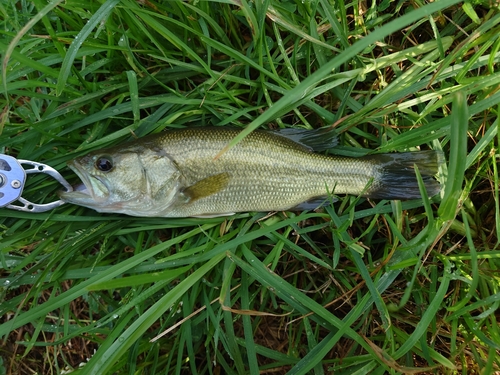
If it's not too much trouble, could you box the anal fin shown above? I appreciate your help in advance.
[290,196,338,211]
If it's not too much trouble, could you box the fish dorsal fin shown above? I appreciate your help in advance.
[273,127,338,152]
[182,172,231,202]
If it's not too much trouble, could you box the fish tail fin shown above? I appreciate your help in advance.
[365,151,444,199]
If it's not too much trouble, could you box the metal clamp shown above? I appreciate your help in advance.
[0,154,73,213]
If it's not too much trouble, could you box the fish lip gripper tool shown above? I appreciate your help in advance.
[0,154,72,213]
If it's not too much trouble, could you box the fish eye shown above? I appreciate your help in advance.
[95,156,114,172]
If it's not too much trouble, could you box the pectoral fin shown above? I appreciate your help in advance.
[182,172,231,202]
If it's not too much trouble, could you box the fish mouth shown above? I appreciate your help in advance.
[58,161,109,206]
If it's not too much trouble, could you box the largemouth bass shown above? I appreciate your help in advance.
[59,127,442,217]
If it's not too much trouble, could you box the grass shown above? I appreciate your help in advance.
[1,0,500,373]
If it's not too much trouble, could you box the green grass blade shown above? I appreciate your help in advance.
[2,0,65,96]
[438,91,469,221]
[393,259,452,360]
[218,0,463,156]
[56,0,121,96]
[0,225,214,337]
[81,252,226,375]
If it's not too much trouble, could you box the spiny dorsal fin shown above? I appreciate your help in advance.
[183,172,231,202]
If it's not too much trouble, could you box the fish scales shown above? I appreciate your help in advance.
[149,129,377,216]
[59,127,442,217]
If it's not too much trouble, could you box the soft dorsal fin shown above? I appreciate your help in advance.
[273,127,338,152]
[182,172,231,202]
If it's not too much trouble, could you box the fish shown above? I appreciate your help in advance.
[59,127,443,217]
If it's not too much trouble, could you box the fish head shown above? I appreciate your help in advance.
[59,146,183,216]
